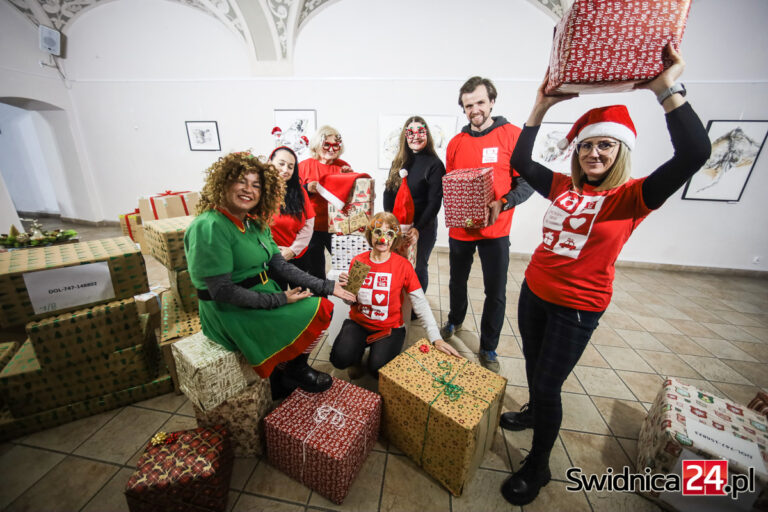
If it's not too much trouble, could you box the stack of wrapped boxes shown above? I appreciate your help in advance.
[142,215,200,392]
[330,177,375,272]
[0,237,173,440]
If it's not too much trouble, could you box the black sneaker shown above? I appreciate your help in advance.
[439,321,462,339]
[501,455,551,506]
[500,403,534,431]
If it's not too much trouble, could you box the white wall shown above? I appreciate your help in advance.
[1,0,766,270]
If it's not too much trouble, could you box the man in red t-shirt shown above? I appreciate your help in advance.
[440,76,534,373]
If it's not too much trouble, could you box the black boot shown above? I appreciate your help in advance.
[501,454,551,506]
[283,354,333,393]
[500,403,534,431]
[269,368,297,401]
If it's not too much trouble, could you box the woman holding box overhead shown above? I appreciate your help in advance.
[184,151,355,395]
[498,44,711,505]
[383,116,445,292]
[297,125,353,280]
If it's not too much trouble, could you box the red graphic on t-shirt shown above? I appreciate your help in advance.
[542,228,558,250]
[564,213,595,236]
[375,275,389,288]
[372,291,388,306]
[556,192,580,213]
[362,274,374,288]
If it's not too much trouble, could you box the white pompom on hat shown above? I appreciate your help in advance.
[557,105,637,151]
[399,169,408,178]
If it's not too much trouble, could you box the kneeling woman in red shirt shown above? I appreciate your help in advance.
[330,212,459,377]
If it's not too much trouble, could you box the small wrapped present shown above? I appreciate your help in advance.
[329,202,374,234]
[637,377,768,508]
[172,331,258,412]
[169,269,198,313]
[379,342,506,496]
[442,167,494,229]
[194,381,273,456]
[142,216,193,270]
[160,291,201,343]
[0,237,149,328]
[138,191,200,221]
[264,378,381,504]
[344,260,371,295]
[125,425,234,512]
[119,210,142,242]
[395,225,417,268]
[331,234,371,272]
[546,0,692,94]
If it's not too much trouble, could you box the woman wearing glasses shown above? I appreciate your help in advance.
[383,116,445,292]
[297,125,353,279]
[498,44,711,505]
[330,212,460,379]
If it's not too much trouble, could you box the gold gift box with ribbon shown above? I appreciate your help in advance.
[379,341,506,496]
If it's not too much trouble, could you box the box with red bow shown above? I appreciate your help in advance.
[442,167,494,229]
[546,0,692,94]
[124,425,234,512]
[119,210,142,242]
[138,191,200,222]
[264,377,381,504]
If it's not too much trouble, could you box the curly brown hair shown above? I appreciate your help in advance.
[197,151,285,229]
[364,212,403,252]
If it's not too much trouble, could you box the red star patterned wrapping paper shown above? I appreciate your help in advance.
[378,342,506,496]
[442,167,494,229]
[125,424,234,512]
[546,0,692,94]
[264,377,381,504]
[637,377,768,507]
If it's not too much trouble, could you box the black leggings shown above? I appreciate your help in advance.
[518,280,603,461]
[293,231,332,280]
[330,319,406,376]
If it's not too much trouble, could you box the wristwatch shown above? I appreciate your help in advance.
[657,83,686,105]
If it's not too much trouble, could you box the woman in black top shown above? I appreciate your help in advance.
[383,116,445,292]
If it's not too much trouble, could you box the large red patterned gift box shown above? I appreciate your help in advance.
[442,167,494,229]
[124,425,234,512]
[264,377,381,504]
[546,0,692,94]
[637,377,768,510]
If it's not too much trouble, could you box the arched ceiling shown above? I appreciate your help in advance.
[6,0,572,63]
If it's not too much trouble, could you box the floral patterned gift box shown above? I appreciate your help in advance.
[264,377,381,504]
[378,341,506,496]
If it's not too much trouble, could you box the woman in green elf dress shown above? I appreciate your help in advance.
[184,151,356,393]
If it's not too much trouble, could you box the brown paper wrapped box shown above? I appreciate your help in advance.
[142,216,193,270]
[134,285,166,331]
[169,269,198,313]
[119,212,142,242]
[379,342,506,496]
[0,342,18,371]
[26,298,146,370]
[0,375,173,441]
[0,237,149,328]
[138,191,200,222]
[194,381,273,456]
[160,290,201,343]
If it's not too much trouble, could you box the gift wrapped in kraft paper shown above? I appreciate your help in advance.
[379,342,506,496]
[264,377,381,505]
[637,377,768,510]
[169,269,198,313]
[142,216,194,271]
[160,289,201,343]
[546,0,692,94]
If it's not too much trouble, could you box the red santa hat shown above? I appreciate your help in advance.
[558,105,636,151]
[317,172,371,210]
[392,169,415,226]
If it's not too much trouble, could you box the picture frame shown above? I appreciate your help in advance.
[378,114,460,169]
[682,120,768,202]
[185,121,221,151]
[531,121,574,175]
[273,109,317,161]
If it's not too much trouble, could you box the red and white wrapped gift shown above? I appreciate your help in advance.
[546,0,692,94]
[138,191,201,221]
[264,377,381,505]
[442,167,494,229]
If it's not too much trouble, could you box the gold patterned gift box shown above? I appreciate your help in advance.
[0,237,149,328]
[25,298,146,370]
[379,342,506,496]
[194,381,273,456]
[637,377,768,506]
[328,202,374,234]
[0,375,173,442]
[160,290,201,343]
[169,269,198,313]
[142,216,193,270]
[0,338,158,417]
[172,331,258,412]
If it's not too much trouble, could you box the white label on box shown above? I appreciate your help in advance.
[23,261,116,314]
[685,414,768,475]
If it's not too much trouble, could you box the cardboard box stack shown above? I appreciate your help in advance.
[330,178,375,272]
[0,237,175,441]
[379,341,506,496]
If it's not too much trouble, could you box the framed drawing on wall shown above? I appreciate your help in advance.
[531,121,573,175]
[273,109,317,161]
[185,121,221,151]
[682,120,768,202]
